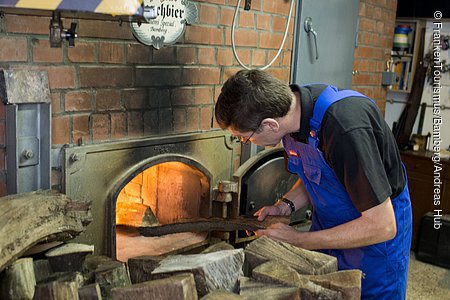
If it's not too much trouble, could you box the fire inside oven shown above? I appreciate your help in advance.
[115,161,210,262]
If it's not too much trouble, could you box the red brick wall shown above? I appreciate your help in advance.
[0,0,295,194]
[0,1,399,196]
[352,0,398,114]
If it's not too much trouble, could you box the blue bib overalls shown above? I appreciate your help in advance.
[283,85,412,299]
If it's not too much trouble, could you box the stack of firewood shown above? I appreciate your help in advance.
[125,238,362,300]
[0,191,362,299]
[0,237,362,300]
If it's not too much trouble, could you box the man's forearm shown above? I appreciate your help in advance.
[293,198,397,250]
[282,179,310,212]
[296,217,393,250]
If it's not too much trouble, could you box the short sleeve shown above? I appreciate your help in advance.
[320,99,394,212]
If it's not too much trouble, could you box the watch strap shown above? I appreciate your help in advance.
[281,197,295,213]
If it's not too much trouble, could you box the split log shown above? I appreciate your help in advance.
[139,216,289,237]
[78,283,102,300]
[94,261,131,299]
[244,236,337,275]
[82,255,115,285]
[201,290,242,299]
[307,270,362,300]
[151,249,245,297]
[252,260,303,285]
[33,281,79,300]
[34,259,54,284]
[45,243,94,272]
[239,276,300,300]
[23,241,64,256]
[127,255,163,284]
[111,273,197,300]
[201,242,235,254]
[252,260,361,299]
[0,257,36,300]
[252,261,342,300]
[40,271,85,288]
[0,190,92,273]
[83,255,114,273]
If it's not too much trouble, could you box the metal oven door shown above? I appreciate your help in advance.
[232,147,310,243]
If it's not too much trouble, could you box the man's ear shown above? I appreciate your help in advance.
[260,118,279,132]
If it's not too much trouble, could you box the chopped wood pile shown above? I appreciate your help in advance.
[0,191,362,299]
[0,190,92,274]
[0,237,361,299]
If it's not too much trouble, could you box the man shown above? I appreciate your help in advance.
[215,69,412,299]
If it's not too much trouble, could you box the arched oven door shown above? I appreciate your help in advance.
[232,147,311,243]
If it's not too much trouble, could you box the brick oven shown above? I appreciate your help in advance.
[63,131,237,258]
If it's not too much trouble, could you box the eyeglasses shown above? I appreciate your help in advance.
[237,127,258,144]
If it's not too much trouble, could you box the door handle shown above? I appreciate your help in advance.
[304,17,319,60]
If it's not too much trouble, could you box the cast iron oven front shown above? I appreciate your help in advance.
[63,131,237,257]
[63,131,302,257]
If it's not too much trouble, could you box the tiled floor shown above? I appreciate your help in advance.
[407,252,450,299]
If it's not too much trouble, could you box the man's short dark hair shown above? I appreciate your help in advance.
[215,69,293,132]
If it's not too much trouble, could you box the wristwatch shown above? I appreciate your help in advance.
[280,197,295,213]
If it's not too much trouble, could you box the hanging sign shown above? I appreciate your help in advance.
[131,0,198,49]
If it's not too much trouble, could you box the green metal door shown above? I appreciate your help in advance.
[291,0,360,89]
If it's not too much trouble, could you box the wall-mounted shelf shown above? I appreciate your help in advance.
[388,19,426,94]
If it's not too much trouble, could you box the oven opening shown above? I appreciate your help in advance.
[115,161,210,262]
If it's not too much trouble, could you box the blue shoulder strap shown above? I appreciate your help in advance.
[308,85,371,148]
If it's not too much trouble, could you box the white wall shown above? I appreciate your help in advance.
[385,21,450,150]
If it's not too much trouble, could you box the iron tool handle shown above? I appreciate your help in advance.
[304,17,319,60]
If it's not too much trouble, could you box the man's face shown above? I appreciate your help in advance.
[228,126,283,147]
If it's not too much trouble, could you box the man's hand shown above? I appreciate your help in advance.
[253,201,291,221]
[254,222,301,246]
[253,179,309,221]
